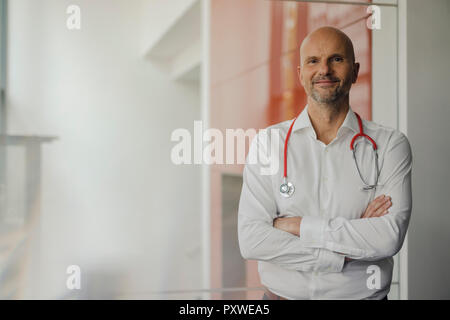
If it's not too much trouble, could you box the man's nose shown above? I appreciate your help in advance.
[318,60,332,76]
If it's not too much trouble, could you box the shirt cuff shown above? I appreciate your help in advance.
[299,215,328,246]
[315,249,345,273]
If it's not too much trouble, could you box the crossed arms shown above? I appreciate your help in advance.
[237,131,412,273]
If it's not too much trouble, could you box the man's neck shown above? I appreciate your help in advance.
[307,98,349,145]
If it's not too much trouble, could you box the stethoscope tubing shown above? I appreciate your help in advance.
[280,110,380,197]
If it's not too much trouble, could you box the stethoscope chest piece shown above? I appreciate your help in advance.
[280,181,295,198]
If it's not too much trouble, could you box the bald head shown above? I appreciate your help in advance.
[297,26,360,105]
[300,27,355,66]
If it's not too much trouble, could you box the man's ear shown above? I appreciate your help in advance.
[352,62,360,84]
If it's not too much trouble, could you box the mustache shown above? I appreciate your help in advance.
[312,77,340,83]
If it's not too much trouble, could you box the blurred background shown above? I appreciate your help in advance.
[0,0,449,300]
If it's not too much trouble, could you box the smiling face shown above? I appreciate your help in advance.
[298,27,360,105]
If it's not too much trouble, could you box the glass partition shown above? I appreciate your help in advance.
[0,0,400,300]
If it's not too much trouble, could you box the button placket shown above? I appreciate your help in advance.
[318,145,326,216]
[323,146,329,182]
[321,146,330,215]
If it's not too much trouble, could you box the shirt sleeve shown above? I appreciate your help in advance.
[238,130,345,272]
[299,131,412,261]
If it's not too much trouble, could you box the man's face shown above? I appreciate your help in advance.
[298,31,359,104]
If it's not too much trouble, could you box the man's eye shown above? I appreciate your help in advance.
[333,57,343,62]
[309,59,318,64]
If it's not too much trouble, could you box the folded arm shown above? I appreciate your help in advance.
[299,132,412,261]
[273,194,392,261]
[238,132,345,272]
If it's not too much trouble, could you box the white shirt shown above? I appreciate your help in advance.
[238,105,412,300]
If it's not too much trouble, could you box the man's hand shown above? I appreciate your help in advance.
[361,194,392,218]
[345,195,393,262]
[273,216,302,237]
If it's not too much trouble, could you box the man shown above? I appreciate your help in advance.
[238,26,412,300]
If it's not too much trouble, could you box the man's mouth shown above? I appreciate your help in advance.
[314,80,339,87]
[314,79,339,84]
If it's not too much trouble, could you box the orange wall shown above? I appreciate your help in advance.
[210,0,372,299]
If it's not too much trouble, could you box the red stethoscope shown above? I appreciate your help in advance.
[279,111,380,198]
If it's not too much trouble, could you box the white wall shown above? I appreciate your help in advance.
[5,0,202,298]
[140,0,198,57]
[406,0,450,299]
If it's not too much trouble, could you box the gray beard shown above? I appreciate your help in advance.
[311,85,343,104]
[310,76,353,106]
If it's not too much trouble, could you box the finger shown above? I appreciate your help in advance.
[273,217,288,228]
[367,195,392,218]
[273,217,282,226]
[363,195,387,218]
[368,198,388,217]
[373,197,392,217]
[367,195,386,213]
[367,197,390,218]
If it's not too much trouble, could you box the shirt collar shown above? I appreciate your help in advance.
[339,106,361,135]
[292,104,361,138]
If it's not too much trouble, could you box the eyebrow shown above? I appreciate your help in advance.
[303,53,345,62]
